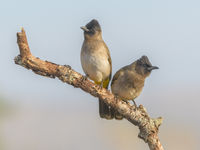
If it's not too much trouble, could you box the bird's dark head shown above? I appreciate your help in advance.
[135,55,159,77]
[81,19,102,39]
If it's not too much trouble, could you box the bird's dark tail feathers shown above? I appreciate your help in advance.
[114,110,123,120]
[97,79,123,120]
[99,99,123,120]
[99,99,114,119]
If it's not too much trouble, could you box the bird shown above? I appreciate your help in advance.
[111,55,159,119]
[80,19,114,119]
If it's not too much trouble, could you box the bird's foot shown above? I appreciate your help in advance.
[98,81,104,90]
[95,83,103,91]
[120,99,131,106]
[114,95,121,103]
[81,74,89,82]
[132,100,138,111]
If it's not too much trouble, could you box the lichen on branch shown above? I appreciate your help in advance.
[15,28,164,150]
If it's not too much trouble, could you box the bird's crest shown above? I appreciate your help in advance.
[138,55,152,67]
[86,19,101,32]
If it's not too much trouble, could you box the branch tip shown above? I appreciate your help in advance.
[154,117,163,128]
[20,27,25,33]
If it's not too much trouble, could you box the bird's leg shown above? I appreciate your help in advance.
[120,99,131,105]
[81,74,89,82]
[95,80,103,91]
[132,99,137,110]
[114,95,121,103]
[100,81,104,89]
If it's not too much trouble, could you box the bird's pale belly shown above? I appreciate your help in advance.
[113,87,138,100]
[112,81,143,101]
[81,53,110,82]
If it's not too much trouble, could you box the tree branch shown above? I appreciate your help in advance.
[14,28,164,150]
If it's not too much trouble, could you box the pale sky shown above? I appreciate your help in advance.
[0,0,200,149]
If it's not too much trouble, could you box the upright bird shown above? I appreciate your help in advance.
[80,19,114,119]
[111,56,159,119]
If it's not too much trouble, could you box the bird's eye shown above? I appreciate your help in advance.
[143,64,148,67]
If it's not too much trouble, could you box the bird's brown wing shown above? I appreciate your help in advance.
[99,41,114,119]
[111,65,130,86]
[103,41,112,83]
[107,56,112,87]
[111,69,120,87]
[111,65,131,120]
[110,67,126,120]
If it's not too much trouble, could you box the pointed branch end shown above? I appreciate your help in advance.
[16,27,31,58]
[17,27,25,38]
[14,55,22,65]
[20,27,25,32]
[154,117,163,128]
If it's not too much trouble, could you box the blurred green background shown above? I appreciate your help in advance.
[0,0,200,149]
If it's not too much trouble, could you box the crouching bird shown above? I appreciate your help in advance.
[80,19,114,119]
[111,56,159,120]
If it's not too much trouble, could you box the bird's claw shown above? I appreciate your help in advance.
[81,74,89,82]
[132,100,138,111]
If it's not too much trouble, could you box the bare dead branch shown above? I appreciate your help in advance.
[14,28,164,150]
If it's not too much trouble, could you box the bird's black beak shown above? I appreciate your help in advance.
[80,26,89,32]
[147,66,159,71]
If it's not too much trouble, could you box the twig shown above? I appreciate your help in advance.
[14,28,164,150]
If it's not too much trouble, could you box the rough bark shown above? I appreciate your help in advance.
[14,28,164,150]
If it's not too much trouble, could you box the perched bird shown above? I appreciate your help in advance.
[80,19,114,119]
[111,56,158,119]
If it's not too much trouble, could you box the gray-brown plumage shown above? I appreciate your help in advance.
[111,56,159,120]
[80,19,114,119]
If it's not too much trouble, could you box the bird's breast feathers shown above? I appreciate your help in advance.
[111,69,144,100]
[81,42,111,82]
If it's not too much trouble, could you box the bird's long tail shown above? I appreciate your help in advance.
[96,79,123,120]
